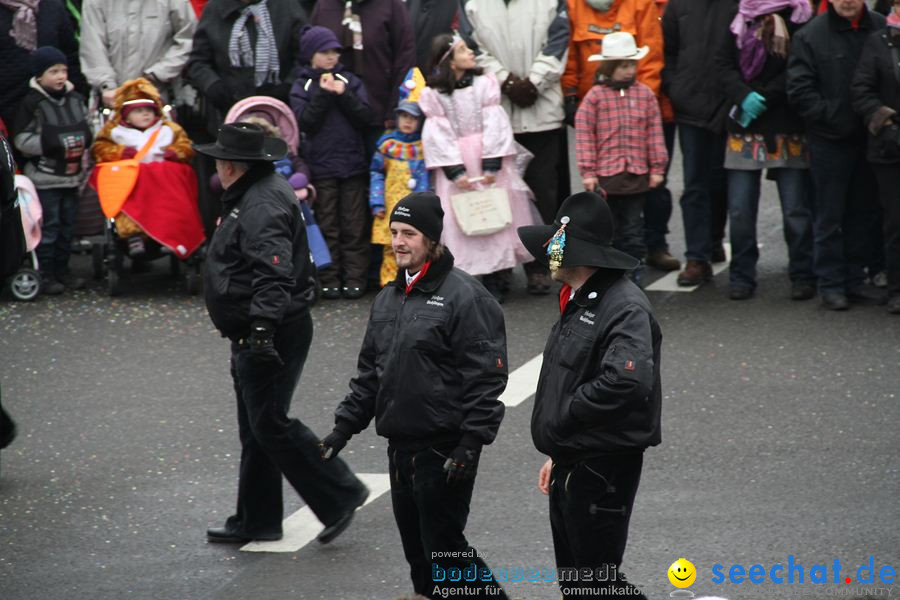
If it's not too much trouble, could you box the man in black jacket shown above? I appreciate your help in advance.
[196,123,369,545]
[518,192,661,600]
[662,0,735,287]
[787,0,887,310]
[320,192,509,600]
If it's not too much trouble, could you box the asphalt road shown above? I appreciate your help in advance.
[1,140,897,600]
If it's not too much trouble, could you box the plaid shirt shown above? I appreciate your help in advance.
[575,81,668,179]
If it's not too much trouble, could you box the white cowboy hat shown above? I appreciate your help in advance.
[588,31,650,62]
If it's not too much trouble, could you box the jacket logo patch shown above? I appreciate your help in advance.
[625,360,635,372]
[229,208,240,219]
[427,295,444,307]
[272,255,280,265]
[579,313,595,325]
[496,357,504,369]
[588,23,622,35]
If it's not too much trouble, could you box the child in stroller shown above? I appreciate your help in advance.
[90,78,206,295]
[218,96,330,271]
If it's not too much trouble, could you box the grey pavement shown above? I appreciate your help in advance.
[0,139,897,600]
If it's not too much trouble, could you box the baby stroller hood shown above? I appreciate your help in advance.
[14,175,41,252]
[225,96,299,153]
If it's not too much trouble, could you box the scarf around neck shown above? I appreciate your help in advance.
[228,0,280,87]
[1,0,40,51]
[731,0,812,81]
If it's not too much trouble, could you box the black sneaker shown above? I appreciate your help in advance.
[40,274,65,296]
[847,283,888,305]
[729,286,754,300]
[57,272,86,290]
[342,286,365,300]
[321,286,341,300]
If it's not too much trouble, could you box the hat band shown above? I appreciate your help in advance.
[213,142,267,158]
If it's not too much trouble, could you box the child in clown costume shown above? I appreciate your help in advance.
[369,68,430,287]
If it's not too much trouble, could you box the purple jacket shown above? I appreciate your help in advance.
[311,0,416,126]
[290,64,372,180]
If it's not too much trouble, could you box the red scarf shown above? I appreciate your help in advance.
[405,260,432,295]
[559,284,573,314]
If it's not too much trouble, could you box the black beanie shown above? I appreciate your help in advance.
[31,46,67,78]
[389,192,444,242]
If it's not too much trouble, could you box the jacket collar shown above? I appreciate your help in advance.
[221,162,276,209]
[826,2,875,31]
[28,77,74,100]
[390,248,455,294]
[571,268,626,308]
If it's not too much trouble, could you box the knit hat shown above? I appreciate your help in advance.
[390,192,444,242]
[298,25,343,65]
[30,46,67,78]
[121,98,161,121]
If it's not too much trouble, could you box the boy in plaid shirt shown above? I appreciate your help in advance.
[575,32,668,286]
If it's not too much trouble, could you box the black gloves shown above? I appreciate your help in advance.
[443,444,481,485]
[502,74,539,108]
[206,80,235,112]
[247,320,283,366]
[319,429,349,461]
[564,96,578,127]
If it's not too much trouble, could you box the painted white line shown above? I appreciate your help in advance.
[241,473,391,553]
[645,244,744,292]
[499,354,543,407]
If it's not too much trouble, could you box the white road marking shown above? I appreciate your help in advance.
[645,243,745,292]
[499,354,543,407]
[240,473,391,553]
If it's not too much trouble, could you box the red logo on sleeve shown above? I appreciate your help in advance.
[625,360,635,371]
[272,255,280,265]
[496,357,504,369]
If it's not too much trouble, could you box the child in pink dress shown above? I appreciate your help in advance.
[419,33,538,303]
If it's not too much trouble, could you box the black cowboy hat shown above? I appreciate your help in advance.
[193,122,287,162]
[518,191,640,271]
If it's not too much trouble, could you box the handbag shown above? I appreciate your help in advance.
[449,187,512,236]
[94,127,162,218]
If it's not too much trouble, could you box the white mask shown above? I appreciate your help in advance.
[586,0,615,12]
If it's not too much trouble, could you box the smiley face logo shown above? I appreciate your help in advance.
[668,558,697,588]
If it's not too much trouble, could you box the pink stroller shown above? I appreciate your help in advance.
[224,97,331,270]
[7,175,43,301]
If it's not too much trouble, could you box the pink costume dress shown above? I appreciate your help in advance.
[420,73,538,276]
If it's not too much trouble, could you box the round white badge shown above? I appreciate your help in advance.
[407,178,416,190]
[588,292,598,299]
[561,216,570,224]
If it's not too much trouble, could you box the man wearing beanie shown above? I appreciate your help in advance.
[14,45,92,295]
[321,191,511,600]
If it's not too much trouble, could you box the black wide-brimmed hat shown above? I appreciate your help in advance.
[193,122,287,162]
[518,191,640,271]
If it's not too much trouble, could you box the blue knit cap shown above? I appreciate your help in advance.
[31,46,67,78]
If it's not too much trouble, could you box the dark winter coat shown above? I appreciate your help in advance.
[334,249,508,450]
[531,270,662,465]
[311,0,416,126]
[406,0,457,71]
[715,9,807,149]
[0,0,87,139]
[186,0,306,129]
[204,162,316,341]
[787,4,886,141]
[850,28,900,164]
[290,64,371,180]
[662,0,738,132]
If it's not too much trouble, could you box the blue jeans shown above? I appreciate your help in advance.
[678,125,728,262]
[807,136,881,293]
[727,168,815,290]
[35,187,79,277]
[643,122,676,252]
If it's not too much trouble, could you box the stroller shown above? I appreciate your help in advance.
[90,108,206,297]
[224,97,331,272]
[6,175,42,301]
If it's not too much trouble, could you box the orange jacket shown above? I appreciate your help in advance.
[563,0,664,101]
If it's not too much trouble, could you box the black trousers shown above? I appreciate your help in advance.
[226,312,366,537]
[389,444,508,600]
[314,175,370,288]
[872,163,900,297]
[549,454,647,600]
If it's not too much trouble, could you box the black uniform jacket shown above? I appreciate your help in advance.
[532,270,662,465]
[204,163,315,341]
[335,250,507,450]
